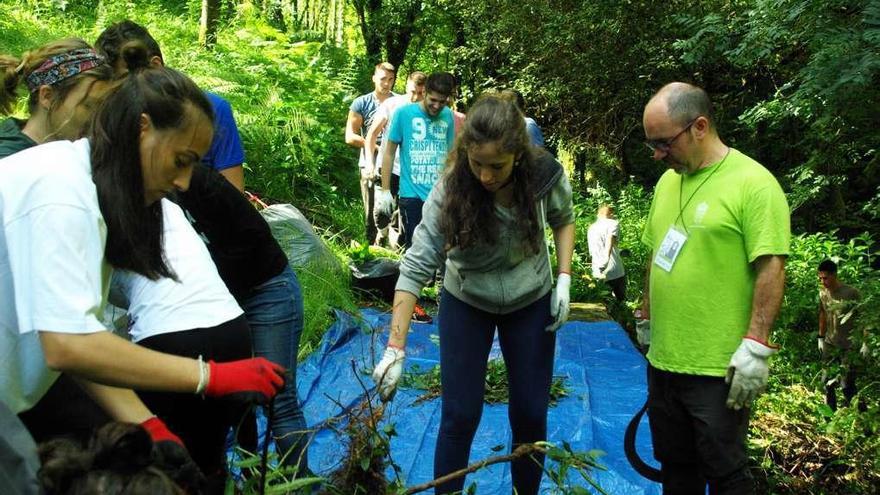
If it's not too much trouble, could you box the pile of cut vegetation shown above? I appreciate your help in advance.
[401,359,570,407]
[750,384,880,494]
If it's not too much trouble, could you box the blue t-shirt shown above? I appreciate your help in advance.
[349,92,382,135]
[202,92,245,171]
[350,91,396,168]
[525,117,545,147]
[387,103,454,201]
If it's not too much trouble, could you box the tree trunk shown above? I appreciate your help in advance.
[384,32,411,69]
[268,0,286,30]
[352,0,384,65]
[199,0,220,48]
[315,0,328,38]
[352,0,424,67]
[290,0,301,30]
[334,0,345,44]
[301,0,311,30]
[384,2,420,69]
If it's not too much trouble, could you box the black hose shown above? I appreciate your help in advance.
[624,399,662,482]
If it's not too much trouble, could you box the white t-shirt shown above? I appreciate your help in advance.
[111,199,243,343]
[376,94,413,176]
[587,217,625,280]
[0,139,110,413]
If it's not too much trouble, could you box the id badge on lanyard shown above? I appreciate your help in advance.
[653,225,688,272]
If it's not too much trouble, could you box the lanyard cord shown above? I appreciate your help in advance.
[676,148,731,234]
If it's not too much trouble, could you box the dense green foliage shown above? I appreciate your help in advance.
[421,0,880,238]
[4,0,880,492]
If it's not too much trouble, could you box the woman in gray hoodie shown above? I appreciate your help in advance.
[372,94,575,495]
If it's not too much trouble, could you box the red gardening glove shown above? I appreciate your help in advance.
[142,418,206,493]
[140,416,184,447]
[205,357,286,404]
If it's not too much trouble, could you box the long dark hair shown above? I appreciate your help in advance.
[94,20,164,67]
[89,46,213,280]
[440,94,541,252]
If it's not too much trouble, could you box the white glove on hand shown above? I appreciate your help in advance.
[360,162,375,180]
[817,337,825,353]
[375,189,394,220]
[372,346,405,402]
[861,342,869,358]
[636,319,651,347]
[546,273,571,332]
[725,338,778,410]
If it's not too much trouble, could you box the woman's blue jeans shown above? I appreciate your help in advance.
[433,289,556,495]
[240,265,309,471]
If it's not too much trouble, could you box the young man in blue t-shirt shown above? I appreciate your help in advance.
[377,72,456,248]
[345,62,397,244]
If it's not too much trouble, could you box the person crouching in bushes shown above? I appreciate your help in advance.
[372,94,575,495]
[0,39,285,480]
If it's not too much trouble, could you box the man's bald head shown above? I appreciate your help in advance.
[647,82,715,129]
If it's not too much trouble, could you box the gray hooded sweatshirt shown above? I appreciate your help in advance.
[396,151,574,314]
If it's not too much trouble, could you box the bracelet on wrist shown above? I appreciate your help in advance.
[195,355,209,395]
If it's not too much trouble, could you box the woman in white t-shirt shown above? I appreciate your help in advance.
[0,40,285,484]
[110,198,253,485]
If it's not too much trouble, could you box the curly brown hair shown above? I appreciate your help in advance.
[38,422,186,495]
[0,38,114,121]
[439,94,542,253]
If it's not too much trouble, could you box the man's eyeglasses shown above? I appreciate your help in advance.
[645,118,697,152]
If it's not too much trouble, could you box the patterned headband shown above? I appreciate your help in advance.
[25,48,105,93]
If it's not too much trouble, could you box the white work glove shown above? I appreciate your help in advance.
[360,162,375,179]
[861,342,869,358]
[375,188,394,220]
[545,273,571,332]
[636,319,651,347]
[372,346,405,402]
[817,337,825,353]
[725,338,778,410]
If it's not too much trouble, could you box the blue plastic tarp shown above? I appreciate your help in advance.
[298,309,661,494]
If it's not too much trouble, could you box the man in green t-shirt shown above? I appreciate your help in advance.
[641,82,790,494]
[817,259,864,411]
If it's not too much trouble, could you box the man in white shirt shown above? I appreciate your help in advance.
[365,71,426,247]
[587,204,626,301]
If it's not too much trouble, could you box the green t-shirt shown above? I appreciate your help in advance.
[0,118,36,159]
[641,149,790,376]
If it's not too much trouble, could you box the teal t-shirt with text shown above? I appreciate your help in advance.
[387,103,454,201]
